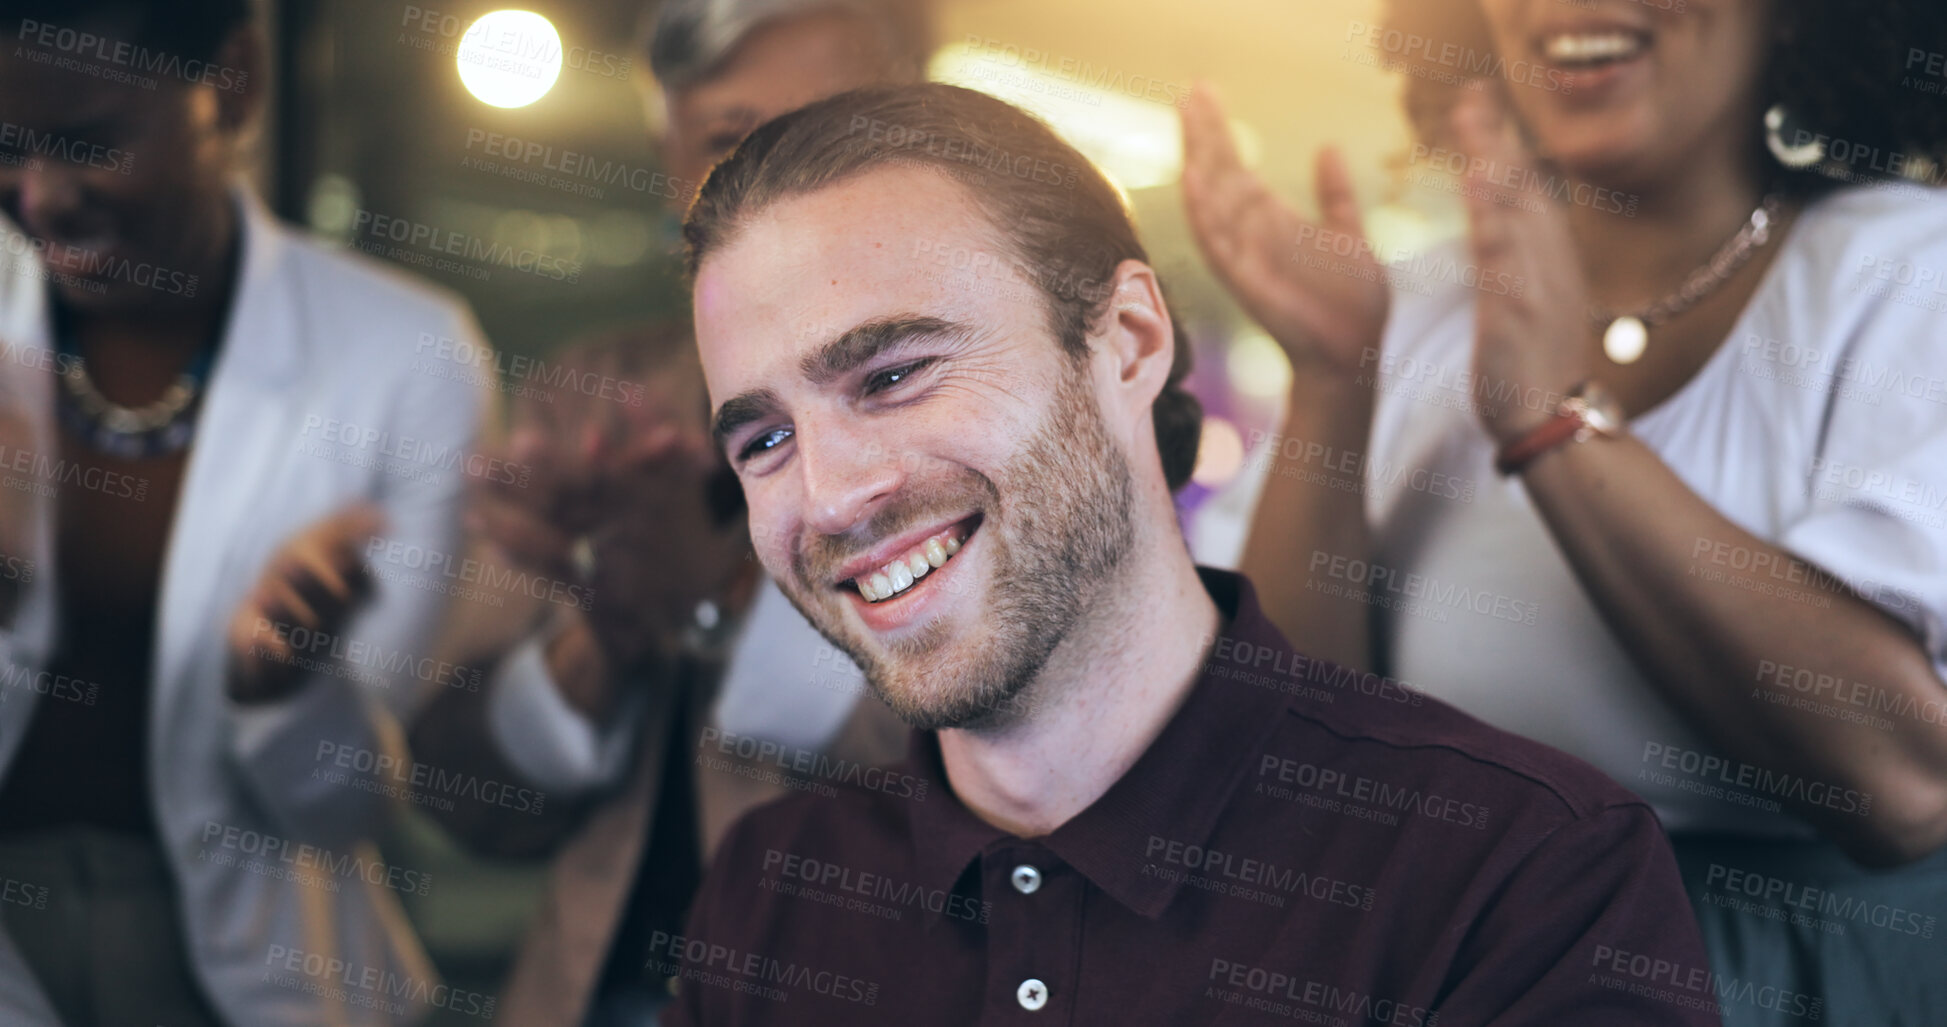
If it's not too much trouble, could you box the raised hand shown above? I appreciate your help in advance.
[1450,88,1594,443]
[1180,84,1390,381]
[467,336,749,691]
[225,504,383,703]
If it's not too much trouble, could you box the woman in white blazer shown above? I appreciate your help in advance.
[0,186,505,1024]
[0,1,602,1022]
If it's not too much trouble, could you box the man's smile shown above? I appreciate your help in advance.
[834,512,982,604]
[817,510,981,635]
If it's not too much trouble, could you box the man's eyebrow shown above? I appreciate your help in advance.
[710,316,976,452]
[710,387,784,451]
[798,315,976,386]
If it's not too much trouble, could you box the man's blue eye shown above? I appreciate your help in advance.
[740,426,792,461]
[864,359,935,395]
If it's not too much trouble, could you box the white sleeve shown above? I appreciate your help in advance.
[228,674,350,757]
[1784,427,1947,676]
[711,577,866,750]
[484,634,641,794]
[1777,246,1947,679]
[228,299,488,844]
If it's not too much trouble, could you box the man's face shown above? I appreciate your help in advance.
[0,21,250,310]
[658,9,899,187]
[695,167,1137,731]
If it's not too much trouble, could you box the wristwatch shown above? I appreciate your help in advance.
[1494,380,1627,476]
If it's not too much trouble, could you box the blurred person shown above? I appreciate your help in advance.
[663,82,1716,1026]
[0,0,576,1023]
[421,4,933,1025]
[643,0,933,189]
[1186,0,1947,1021]
[406,325,760,1027]
[639,0,933,758]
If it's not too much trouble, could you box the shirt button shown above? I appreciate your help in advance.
[1011,864,1042,894]
[1016,978,1049,1011]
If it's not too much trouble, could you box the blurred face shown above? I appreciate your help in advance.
[0,21,255,311]
[659,9,900,187]
[1475,0,1774,184]
[694,168,1138,731]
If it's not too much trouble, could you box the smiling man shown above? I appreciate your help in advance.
[665,83,1720,1026]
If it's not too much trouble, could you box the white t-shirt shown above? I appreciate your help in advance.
[1363,183,1947,836]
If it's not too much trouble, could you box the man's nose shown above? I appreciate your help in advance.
[796,418,904,538]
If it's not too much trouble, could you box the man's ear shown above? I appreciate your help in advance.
[211,25,267,138]
[1092,259,1176,430]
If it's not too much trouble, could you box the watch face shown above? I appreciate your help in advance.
[1575,382,1627,435]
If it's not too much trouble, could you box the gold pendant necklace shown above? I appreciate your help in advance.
[1591,194,1782,365]
[1601,316,1649,365]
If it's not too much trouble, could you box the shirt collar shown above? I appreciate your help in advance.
[905,568,1298,920]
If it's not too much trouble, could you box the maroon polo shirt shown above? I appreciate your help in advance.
[661,570,1719,1026]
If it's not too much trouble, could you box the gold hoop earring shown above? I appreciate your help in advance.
[1764,104,1825,170]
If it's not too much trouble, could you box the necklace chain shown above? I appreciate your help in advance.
[60,362,202,435]
[52,314,219,460]
[1590,193,1784,330]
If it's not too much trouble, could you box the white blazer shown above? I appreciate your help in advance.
[0,189,494,1025]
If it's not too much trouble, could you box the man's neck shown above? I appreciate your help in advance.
[936,528,1220,838]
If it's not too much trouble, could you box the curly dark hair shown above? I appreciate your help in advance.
[684,83,1204,493]
[1383,0,1947,194]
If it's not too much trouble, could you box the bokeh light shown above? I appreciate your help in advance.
[457,10,563,109]
[1225,330,1293,400]
[1191,416,1247,489]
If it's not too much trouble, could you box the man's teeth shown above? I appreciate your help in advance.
[857,531,965,602]
[1542,32,1645,65]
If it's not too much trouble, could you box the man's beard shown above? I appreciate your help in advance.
[779,363,1136,731]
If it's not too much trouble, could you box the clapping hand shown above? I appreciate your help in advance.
[1449,88,1594,443]
[1180,84,1391,382]
[225,505,383,703]
[466,336,750,715]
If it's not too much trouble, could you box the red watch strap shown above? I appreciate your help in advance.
[1494,412,1584,476]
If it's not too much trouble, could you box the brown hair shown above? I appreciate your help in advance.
[683,83,1203,492]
